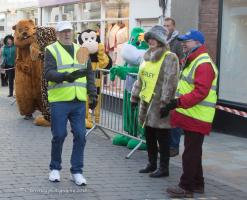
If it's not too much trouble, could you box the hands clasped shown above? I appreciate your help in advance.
[64,69,87,83]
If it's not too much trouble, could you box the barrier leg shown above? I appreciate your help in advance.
[86,111,111,140]
[11,99,16,106]
[125,140,143,159]
[98,126,111,139]
[86,124,97,137]
[86,125,111,139]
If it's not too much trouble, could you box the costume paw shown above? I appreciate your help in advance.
[30,42,41,61]
[34,115,50,127]
[86,119,93,129]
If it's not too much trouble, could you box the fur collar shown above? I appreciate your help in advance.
[144,46,169,62]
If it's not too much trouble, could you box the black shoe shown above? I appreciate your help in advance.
[139,164,157,173]
[170,148,179,157]
[149,168,169,178]
[193,186,204,194]
[24,114,33,120]
[7,94,13,97]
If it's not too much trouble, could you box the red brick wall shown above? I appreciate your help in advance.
[199,0,219,62]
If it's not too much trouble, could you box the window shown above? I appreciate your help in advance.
[105,0,129,18]
[23,9,38,24]
[0,13,5,32]
[61,4,75,21]
[219,0,247,104]
[48,4,77,22]
[50,7,60,22]
[80,1,101,20]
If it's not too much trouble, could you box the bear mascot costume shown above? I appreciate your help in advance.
[13,19,56,126]
[78,29,112,128]
[110,27,149,150]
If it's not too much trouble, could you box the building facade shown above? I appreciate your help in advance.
[1,0,246,136]
[0,0,165,40]
[0,0,39,38]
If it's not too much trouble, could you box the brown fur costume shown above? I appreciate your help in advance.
[13,19,46,124]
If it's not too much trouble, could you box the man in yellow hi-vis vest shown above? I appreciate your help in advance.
[166,29,218,198]
[44,21,97,186]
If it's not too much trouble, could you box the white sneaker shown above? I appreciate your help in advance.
[71,173,87,186]
[49,170,60,182]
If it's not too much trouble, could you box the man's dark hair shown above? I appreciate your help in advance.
[164,17,176,26]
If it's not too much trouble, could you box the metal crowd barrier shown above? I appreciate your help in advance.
[86,68,146,159]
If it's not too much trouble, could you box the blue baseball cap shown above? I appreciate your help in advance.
[178,29,205,44]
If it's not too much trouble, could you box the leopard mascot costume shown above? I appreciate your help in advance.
[30,26,57,126]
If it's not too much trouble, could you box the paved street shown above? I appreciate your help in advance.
[0,86,247,200]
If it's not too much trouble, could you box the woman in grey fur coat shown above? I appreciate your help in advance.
[131,25,179,177]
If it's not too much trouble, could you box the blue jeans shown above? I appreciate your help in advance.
[169,128,183,150]
[49,101,86,174]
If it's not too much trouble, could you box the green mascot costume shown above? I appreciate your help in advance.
[110,27,148,150]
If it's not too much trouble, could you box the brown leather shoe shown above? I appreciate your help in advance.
[166,185,193,198]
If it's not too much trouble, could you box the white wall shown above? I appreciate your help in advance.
[129,0,163,31]
[0,0,38,12]
[171,0,199,33]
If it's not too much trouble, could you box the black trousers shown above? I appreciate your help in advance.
[145,126,170,169]
[5,67,15,96]
[179,130,205,191]
[1,73,8,86]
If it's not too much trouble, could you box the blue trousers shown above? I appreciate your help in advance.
[169,128,183,149]
[49,101,86,174]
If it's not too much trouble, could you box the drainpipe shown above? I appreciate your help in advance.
[158,0,171,24]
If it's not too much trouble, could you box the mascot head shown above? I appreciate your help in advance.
[30,26,57,61]
[12,19,36,48]
[35,26,57,52]
[128,27,149,50]
[78,29,99,54]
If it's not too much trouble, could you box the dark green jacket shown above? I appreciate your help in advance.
[2,45,16,67]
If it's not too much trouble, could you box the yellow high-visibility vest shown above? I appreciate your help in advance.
[175,53,218,123]
[139,51,170,103]
[46,41,87,103]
